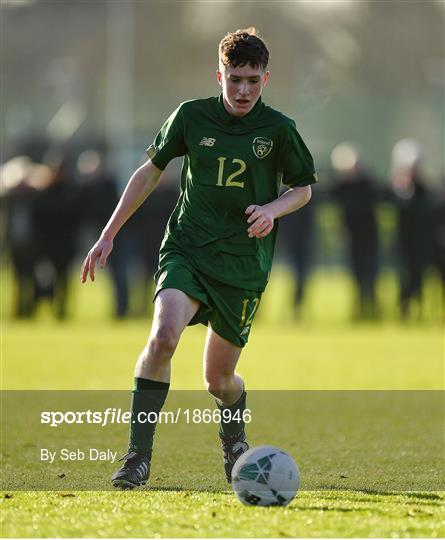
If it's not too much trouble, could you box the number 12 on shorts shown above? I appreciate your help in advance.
[240,297,260,327]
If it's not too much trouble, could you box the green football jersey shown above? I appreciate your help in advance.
[147,95,317,291]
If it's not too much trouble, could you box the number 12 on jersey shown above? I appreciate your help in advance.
[216,157,246,188]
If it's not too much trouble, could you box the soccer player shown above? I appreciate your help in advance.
[81,28,317,489]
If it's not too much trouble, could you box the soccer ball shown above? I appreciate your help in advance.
[231,446,300,507]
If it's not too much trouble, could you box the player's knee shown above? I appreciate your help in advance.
[205,374,231,400]
[150,325,179,357]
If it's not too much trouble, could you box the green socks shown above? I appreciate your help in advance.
[216,390,247,438]
[129,377,170,458]
[129,378,246,456]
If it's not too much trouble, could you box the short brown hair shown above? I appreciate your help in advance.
[219,28,269,70]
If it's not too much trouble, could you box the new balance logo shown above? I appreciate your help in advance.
[199,137,216,146]
[240,326,251,336]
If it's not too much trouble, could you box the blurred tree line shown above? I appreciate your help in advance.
[2,0,443,180]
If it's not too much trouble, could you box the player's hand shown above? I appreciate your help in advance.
[80,236,113,283]
[245,204,275,238]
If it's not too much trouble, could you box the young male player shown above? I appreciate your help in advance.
[81,28,317,489]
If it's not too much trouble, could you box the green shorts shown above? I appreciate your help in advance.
[154,254,262,347]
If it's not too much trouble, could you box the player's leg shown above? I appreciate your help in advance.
[112,288,200,489]
[135,288,200,381]
[203,325,249,482]
[130,288,200,452]
[203,325,244,405]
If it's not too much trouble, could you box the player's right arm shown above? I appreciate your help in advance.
[80,159,162,283]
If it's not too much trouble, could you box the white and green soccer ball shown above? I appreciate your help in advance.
[231,446,300,507]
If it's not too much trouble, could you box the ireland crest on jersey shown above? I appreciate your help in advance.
[252,137,273,159]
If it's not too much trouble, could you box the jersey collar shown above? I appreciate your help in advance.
[216,93,264,126]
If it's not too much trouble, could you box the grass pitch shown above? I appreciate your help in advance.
[1,269,444,537]
[2,491,443,538]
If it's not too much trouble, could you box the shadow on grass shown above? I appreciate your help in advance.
[321,487,444,503]
[137,485,232,495]
[121,485,445,503]
[5,487,443,503]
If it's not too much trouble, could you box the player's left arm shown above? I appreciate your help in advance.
[246,185,312,239]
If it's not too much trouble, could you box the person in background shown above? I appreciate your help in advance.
[390,139,434,320]
[431,176,445,309]
[124,170,179,318]
[1,156,40,317]
[32,152,79,319]
[330,143,380,320]
[76,150,129,318]
[277,188,316,319]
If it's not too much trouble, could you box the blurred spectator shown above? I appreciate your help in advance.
[330,143,380,320]
[431,178,445,303]
[32,152,80,319]
[2,152,79,319]
[278,190,316,318]
[390,139,434,320]
[76,151,178,319]
[1,156,40,317]
[124,173,178,317]
[76,150,129,318]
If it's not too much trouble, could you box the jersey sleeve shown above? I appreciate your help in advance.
[146,104,187,170]
[280,120,318,188]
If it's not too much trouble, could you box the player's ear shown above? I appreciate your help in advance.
[216,69,222,86]
[262,70,270,87]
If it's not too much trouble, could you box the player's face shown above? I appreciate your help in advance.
[217,64,269,117]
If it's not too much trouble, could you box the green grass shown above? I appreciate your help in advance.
[1,269,444,537]
[1,390,442,494]
[1,491,443,538]
[2,318,443,390]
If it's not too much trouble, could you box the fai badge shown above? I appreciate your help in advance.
[252,137,273,159]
